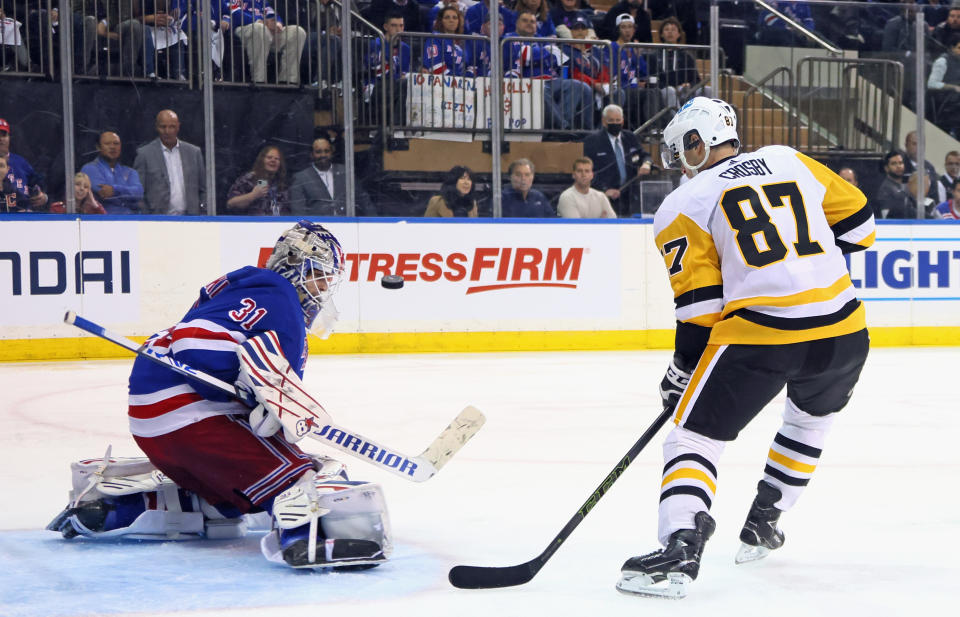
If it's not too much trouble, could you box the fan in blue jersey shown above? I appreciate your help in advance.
[422,6,468,76]
[47,221,392,570]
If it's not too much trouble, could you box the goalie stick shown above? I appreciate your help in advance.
[64,311,485,483]
[448,405,673,589]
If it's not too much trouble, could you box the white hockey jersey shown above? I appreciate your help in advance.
[653,145,875,346]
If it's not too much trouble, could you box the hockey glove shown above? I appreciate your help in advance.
[659,354,693,413]
[236,332,332,443]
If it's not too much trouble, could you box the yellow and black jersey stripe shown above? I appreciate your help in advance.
[797,152,875,254]
[653,145,875,350]
[655,213,723,329]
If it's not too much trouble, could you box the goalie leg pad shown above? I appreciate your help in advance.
[48,453,248,541]
[261,473,392,569]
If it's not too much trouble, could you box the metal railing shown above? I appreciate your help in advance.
[333,8,385,135]
[795,57,903,155]
[386,32,496,137]
[753,0,842,55]
[0,0,951,219]
[616,42,720,131]
[726,66,796,151]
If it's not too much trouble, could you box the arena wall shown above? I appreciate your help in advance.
[1,216,958,361]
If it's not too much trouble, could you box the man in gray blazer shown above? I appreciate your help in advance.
[289,138,376,217]
[133,110,205,215]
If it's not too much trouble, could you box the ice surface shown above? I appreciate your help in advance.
[1,348,957,617]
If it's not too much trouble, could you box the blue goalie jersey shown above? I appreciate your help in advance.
[127,266,308,438]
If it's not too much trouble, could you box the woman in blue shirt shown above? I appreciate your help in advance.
[422,6,468,75]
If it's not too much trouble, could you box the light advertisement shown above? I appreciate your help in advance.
[845,223,960,326]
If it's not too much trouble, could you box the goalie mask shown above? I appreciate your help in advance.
[266,221,345,335]
[661,97,740,176]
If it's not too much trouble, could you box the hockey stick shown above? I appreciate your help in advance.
[448,405,673,589]
[64,311,485,483]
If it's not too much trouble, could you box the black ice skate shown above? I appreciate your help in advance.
[736,480,786,564]
[46,499,110,538]
[616,511,716,599]
[281,532,386,571]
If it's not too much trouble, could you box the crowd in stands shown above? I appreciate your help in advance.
[2,0,960,218]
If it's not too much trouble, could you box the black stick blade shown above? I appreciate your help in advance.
[448,562,539,589]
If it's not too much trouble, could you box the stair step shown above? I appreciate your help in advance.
[729,91,768,108]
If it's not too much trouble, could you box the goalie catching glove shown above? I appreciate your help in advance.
[236,331,332,442]
[659,354,693,412]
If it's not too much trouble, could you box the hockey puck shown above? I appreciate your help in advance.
[381,274,405,289]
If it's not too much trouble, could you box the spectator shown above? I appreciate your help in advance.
[583,104,652,215]
[289,138,375,216]
[309,0,343,85]
[932,6,960,49]
[226,145,290,215]
[365,12,412,123]
[882,0,929,52]
[648,0,700,44]
[610,14,652,127]
[464,1,515,36]
[190,1,232,80]
[422,6,467,76]
[907,170,937,218]
[504,9,594,131]
[463,8,502,77]
[927,36,960,139]
[81,131,144,214]
[73,172,107,215]
[566,15,610,101]
[557,157,617,218]
[424,165,479,216]
[871,151,912,219]
[837,166,859,188]
[925,0,953,31]
[0,154,30,212]
[0,117,48,211]
[1,7,29,71]
[428,0,474,27]
[231,0,306,84]
[142,0,188,80]
[550,0,596,40]
[648,17,710,111]
[89,0,156,77]
[513,0,556,37]
[938,150,960,201]
[22,5,99,74]
[933,178,960,219]
[366,0,423,33]
[133,109,205,215]
[902,130,940,203]
[502,158,554,217]
[597,0,652,43]
[755,1,815,47]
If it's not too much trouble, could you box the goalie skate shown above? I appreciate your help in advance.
[616,511,715,599]
[281,535,386,570]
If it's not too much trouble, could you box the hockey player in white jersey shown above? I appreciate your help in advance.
[617,98,875,598]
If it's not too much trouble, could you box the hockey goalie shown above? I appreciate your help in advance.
[47,221,391,570]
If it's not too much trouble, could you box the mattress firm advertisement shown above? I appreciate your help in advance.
[0,218,958,356]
